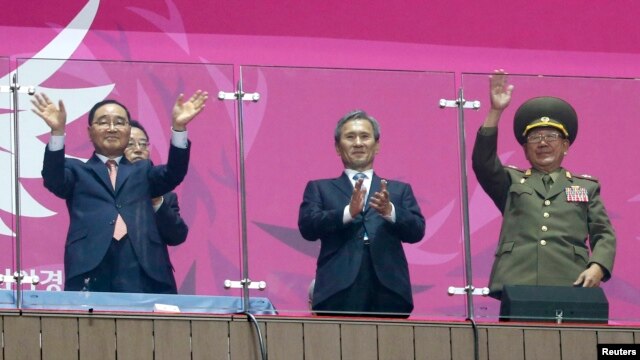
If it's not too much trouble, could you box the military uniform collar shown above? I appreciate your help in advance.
[524,168,569,182]
[519,168,573,190]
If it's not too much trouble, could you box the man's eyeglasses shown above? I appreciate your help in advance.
[127,140,150,150]
[92,118,129,129]
[526,133,564,144]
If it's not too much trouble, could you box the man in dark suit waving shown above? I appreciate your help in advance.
[298,110,425,317]
[33,91,207,293]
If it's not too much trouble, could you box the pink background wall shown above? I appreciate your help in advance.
[1,0,639,321]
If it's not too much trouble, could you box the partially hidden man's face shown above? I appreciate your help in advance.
[124,127,150,163]
[87,103,131,158]
[523,127,570,173]
[335,119,379,172]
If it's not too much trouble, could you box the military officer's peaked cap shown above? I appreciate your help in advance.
[513,96,578,145]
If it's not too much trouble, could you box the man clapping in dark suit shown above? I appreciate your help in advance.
[298,110,425,317]
[125,120,188,249]
[33,91,207,293]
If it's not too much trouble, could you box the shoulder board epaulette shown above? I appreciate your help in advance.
[572,173,599,182]
[504,165,525,173]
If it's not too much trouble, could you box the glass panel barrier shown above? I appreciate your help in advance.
[241,66,466,319]
[462,72,640,324]
[0,57,18,309]
[15,58,250,314]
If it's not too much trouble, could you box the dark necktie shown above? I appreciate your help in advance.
[352,172,370,240]
[352,172,369,204]
[542,174,553,192]
[106,160,127,240]
[352,172,368,182]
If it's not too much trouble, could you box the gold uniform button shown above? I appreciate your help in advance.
[540,240,547,246]
[544,200,551,206]
[520,178,526,184]
[541,225,548,232]
[543,212,550,218]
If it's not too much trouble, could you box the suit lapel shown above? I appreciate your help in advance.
[330,172,381,211]
[525,169,551,198]
[115,158,133,194]
[331,173,353,200]
[530,168,571,199]
[548,169,570,199]
[88,154,114,193]
[530,172,548,198]
[88,154,134,195]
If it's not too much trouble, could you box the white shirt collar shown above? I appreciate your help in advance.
[344,168,374,180]
[95,153,124,165]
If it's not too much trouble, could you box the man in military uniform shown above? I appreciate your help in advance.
[472,70,616,299]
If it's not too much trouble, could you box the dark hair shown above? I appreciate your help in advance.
[87,99,131,126]
[128,119,149,140]
[334,110,381,143]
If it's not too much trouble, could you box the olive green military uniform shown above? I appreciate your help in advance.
[472,127,616,299]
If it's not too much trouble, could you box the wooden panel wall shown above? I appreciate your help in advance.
[1,314,639,360]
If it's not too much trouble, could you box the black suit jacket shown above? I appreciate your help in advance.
[298,173,425,308]
[42,144,190,292]
[155,191,188,247]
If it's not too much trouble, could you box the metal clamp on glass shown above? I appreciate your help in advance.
[447,285,490,296]
[555,309,564,324]
[224,279,267,291]
[0,84,36,95]
[0,271,40,286]
[217,90,260,102]
[439,98,480,109]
